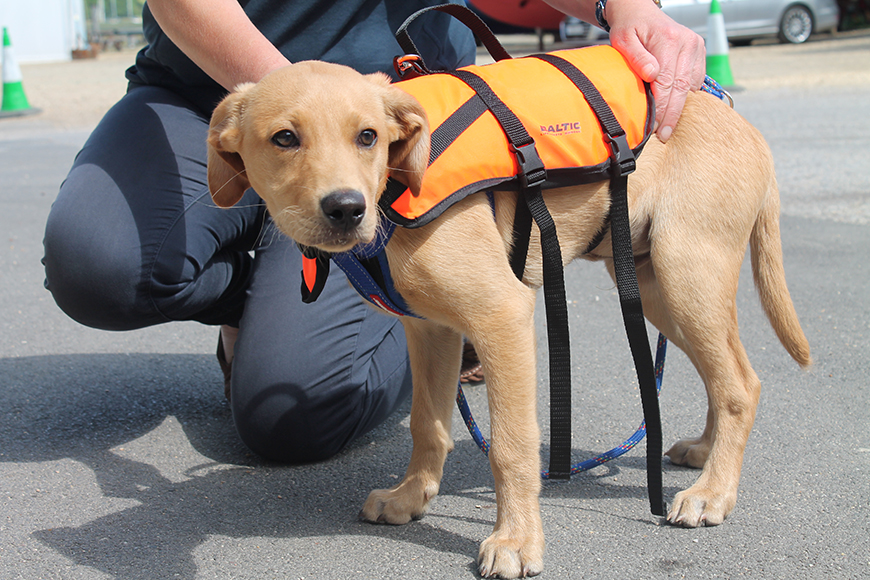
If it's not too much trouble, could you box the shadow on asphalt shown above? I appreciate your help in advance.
[2,352,682,578]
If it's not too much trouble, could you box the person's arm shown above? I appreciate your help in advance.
[545,0,706,142]
[147,0,290,91]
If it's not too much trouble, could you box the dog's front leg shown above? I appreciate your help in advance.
[360,318,462,524]
[470,301,544,579]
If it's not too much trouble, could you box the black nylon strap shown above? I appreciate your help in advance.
[609,173,666,516]
[448,68,573,479]
[581,214,611,256]
[539,51,664,514]
[428,95,488,165]
[509,194,532,280]
[449,70,547,189]
[395,3,512,64]
[379,95,487,216]
[611,159,665,514]
[449,71,534,148]
[525,187,573,479]
[534,53,625,138]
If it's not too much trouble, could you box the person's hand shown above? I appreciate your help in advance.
[544,0,706,142]
[605,0,706,142]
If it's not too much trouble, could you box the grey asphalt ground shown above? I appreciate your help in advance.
[2,33,869,579]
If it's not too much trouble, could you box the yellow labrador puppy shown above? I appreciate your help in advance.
[206,61,810,579]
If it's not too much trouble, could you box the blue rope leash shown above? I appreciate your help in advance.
[700,75,734,108]
[455,332,668,479]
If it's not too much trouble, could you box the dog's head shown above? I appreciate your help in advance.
[207,61,430,253]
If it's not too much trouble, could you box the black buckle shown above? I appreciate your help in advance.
[605,133,636,177]
[393,54,430,80]
[510,141,547,190]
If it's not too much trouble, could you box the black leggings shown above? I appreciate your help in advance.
[43,86,412,463]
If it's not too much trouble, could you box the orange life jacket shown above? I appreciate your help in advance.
[378,44,654,227]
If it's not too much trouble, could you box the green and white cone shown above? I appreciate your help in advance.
[1,27,37,116]
[705,0,735,87]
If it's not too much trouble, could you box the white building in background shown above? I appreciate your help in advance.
[0,0,89,63]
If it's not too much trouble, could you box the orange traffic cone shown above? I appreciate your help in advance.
[1,27,40,118]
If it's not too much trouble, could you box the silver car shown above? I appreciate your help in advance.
[660,0,840,44]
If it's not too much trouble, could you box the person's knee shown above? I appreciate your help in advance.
[233,386,353,464]
[231,382,360,464]
[43,201,151,330]
[231,366,412,464]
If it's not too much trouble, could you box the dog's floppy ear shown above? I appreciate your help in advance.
[207,84,255,208]
[370,73,430,196]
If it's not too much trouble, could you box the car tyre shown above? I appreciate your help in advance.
[778,5,814,44]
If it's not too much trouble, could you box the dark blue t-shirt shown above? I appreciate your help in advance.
[126,0,477,113]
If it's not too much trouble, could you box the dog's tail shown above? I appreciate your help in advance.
[750,178,812,368]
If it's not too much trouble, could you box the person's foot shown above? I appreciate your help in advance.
[460,341,484,384]
[217,325,238,400]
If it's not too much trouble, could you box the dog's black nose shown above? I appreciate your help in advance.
[321,190,366,231]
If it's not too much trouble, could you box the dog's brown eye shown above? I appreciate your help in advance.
[271,130,299,149]
[358,129,377,148]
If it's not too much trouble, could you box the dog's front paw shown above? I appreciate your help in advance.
[359,479,438,525]
[477,526,544,579]
[667,485,737,528]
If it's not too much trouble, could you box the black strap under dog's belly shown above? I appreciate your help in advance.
[450,68,573,480]
[539,54,666,517]
[507,55,666,515]
[607,173,666,517]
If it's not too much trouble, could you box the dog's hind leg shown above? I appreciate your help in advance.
[360,319,462,524]
[628,259,715,469]
[643,234,761,528]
